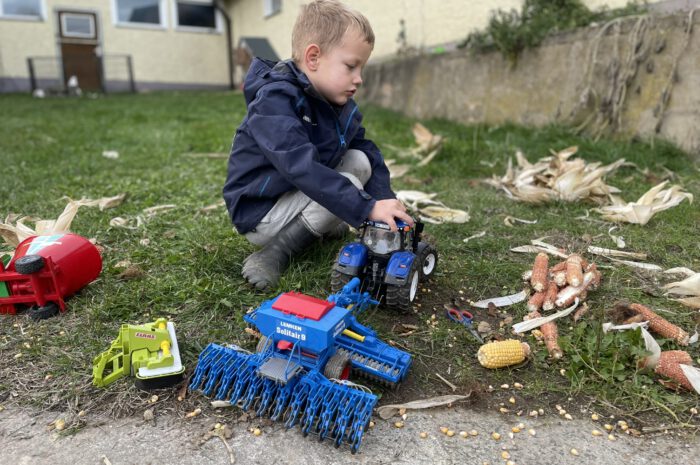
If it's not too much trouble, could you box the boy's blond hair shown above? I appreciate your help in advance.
[291,0,374,63]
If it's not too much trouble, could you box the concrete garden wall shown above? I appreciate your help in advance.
[361,11,700,156]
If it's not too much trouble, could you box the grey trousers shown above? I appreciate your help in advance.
[244,149,372,246]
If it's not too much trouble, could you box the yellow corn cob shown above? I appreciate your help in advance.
[530,253,549,292]
[628,303,690,346]
[477,340,530,369]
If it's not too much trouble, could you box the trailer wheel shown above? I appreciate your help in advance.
[385,264,419,312]
[330,269,355,294]
[28,302,60,320]
[14,255,45,274]
[324,351,351,380]
[416,242,438,278]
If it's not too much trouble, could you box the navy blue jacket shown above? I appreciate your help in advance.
[223,58,395,234]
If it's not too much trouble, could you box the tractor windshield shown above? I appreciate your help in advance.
[363,226,402,255]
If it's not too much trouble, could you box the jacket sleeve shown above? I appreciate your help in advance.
[348,125,396,200]
[246,84,375,227]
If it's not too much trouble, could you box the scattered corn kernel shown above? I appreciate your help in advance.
[538,408,544,416]
[512,426,521,433]
[45,374,53,381]
[591,413,600,421]
[469,430,478,436]
[369,421,375,428]
[592,430,603,436]
[529,410,539,417]
[506,461,516,465]
[560,368,566,376]
[608,434,616,441]
[604,424,613,431]
[499,407,509,414]
[394,421,405,428]
[150,395,159,403]
[517,423,525,429]
[459,431,468,438]
[565,414,573,420]
[419,432,428,439]
[555,404,563,411]
[514,382,524,389]
[54,419,65,431]
[440,426,449,434]
[185,408,202,418]
[508,432,515,439]
[253,428,262,436]
[501,384,510,389]
[215,423,222,430]
[78,410,86,417]
[508,397,516,404]
[528,429,536,436]
[446,430,455,437]
[491,432,501,440]
[691,408,698,415]
[570,448,579,456]
[501,451,511,460]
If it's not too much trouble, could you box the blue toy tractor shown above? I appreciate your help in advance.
[331,220,438,311]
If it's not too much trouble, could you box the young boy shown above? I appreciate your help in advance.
[223,0,412,290]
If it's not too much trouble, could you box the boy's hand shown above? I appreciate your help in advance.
[368,199,414,231]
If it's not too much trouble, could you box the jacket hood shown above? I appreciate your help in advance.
[243,58,312,105]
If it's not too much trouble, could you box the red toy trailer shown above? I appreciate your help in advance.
[0,233,102,319]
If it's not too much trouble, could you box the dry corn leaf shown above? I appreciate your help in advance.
[512,299,579,333]
[463,231,486,243]
[412,123,443,155]
[595,182,693,225]
[471,290,528,309]
[375,394,470,420]
[385,160,411,179]
[587,246,647,260]
[504,216,538,227]
[0,195,126,247]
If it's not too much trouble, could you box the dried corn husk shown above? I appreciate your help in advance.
[664,271,700,297]
[485,147,624,204]
[594,182,693,225]
[419,206,470,224]
[513,299,579,334]
[655,351,694,391]
[1,195,126,247]
[621,303,689,346]
[471,290,528,308]
[385,159,411,179]
[530,253,549,292]
[679,365,700,394]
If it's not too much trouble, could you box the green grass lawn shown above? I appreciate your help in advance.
[0,91,698,431]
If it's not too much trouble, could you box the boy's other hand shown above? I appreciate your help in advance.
[368,199,414,231]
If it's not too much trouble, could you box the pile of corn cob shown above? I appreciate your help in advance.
[523,252,602,359]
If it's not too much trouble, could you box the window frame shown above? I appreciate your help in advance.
[60,12,97,39]
[172,0,221,33]
[111,0,168,29]
[0,0,45,21]
[262,0,281,18]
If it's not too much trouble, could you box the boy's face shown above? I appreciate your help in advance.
[308,28,372,106]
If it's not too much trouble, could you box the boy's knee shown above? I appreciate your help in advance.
[339,149,371,185]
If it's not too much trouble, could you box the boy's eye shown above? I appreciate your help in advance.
[346,64,356,70]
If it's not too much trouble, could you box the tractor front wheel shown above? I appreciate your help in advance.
[28,302,60,320]
[416,242,438,278]
[324,351,351,380]
[385,264,419,312]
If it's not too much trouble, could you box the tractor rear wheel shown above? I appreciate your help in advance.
[14,255,45,274]
[385,264,419,312]
[324,351,351,380]
[330,269,355,294]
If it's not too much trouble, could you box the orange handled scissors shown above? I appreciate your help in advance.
[446,307,484,344]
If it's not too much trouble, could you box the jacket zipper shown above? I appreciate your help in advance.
[335,104,358,150]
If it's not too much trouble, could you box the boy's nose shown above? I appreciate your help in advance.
[353,73,363,86]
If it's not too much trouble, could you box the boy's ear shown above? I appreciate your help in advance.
[303,44,321,71]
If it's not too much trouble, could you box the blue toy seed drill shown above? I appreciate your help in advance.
[189,278,412,453]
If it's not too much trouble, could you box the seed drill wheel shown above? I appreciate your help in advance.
[330,269,355,294]
[416,242,438,278]
[324,351,351,380]
[385,263,419,312]
[14,255,45,274]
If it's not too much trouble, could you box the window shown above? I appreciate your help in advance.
[0,0,43,19]
[61,13,96,39]
[176,1,217,29]
[114,0,165,26]
[263,0,281,18]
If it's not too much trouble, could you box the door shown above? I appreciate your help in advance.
[58,11,102,92]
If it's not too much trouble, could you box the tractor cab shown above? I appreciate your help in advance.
[360,220,411,256]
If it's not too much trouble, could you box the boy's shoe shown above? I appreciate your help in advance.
[242,215,318,290]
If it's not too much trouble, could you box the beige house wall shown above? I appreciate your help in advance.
[0,0,229,91]
[229,0,632,80]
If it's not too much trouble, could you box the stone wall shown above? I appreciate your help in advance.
[361,11,700,156]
